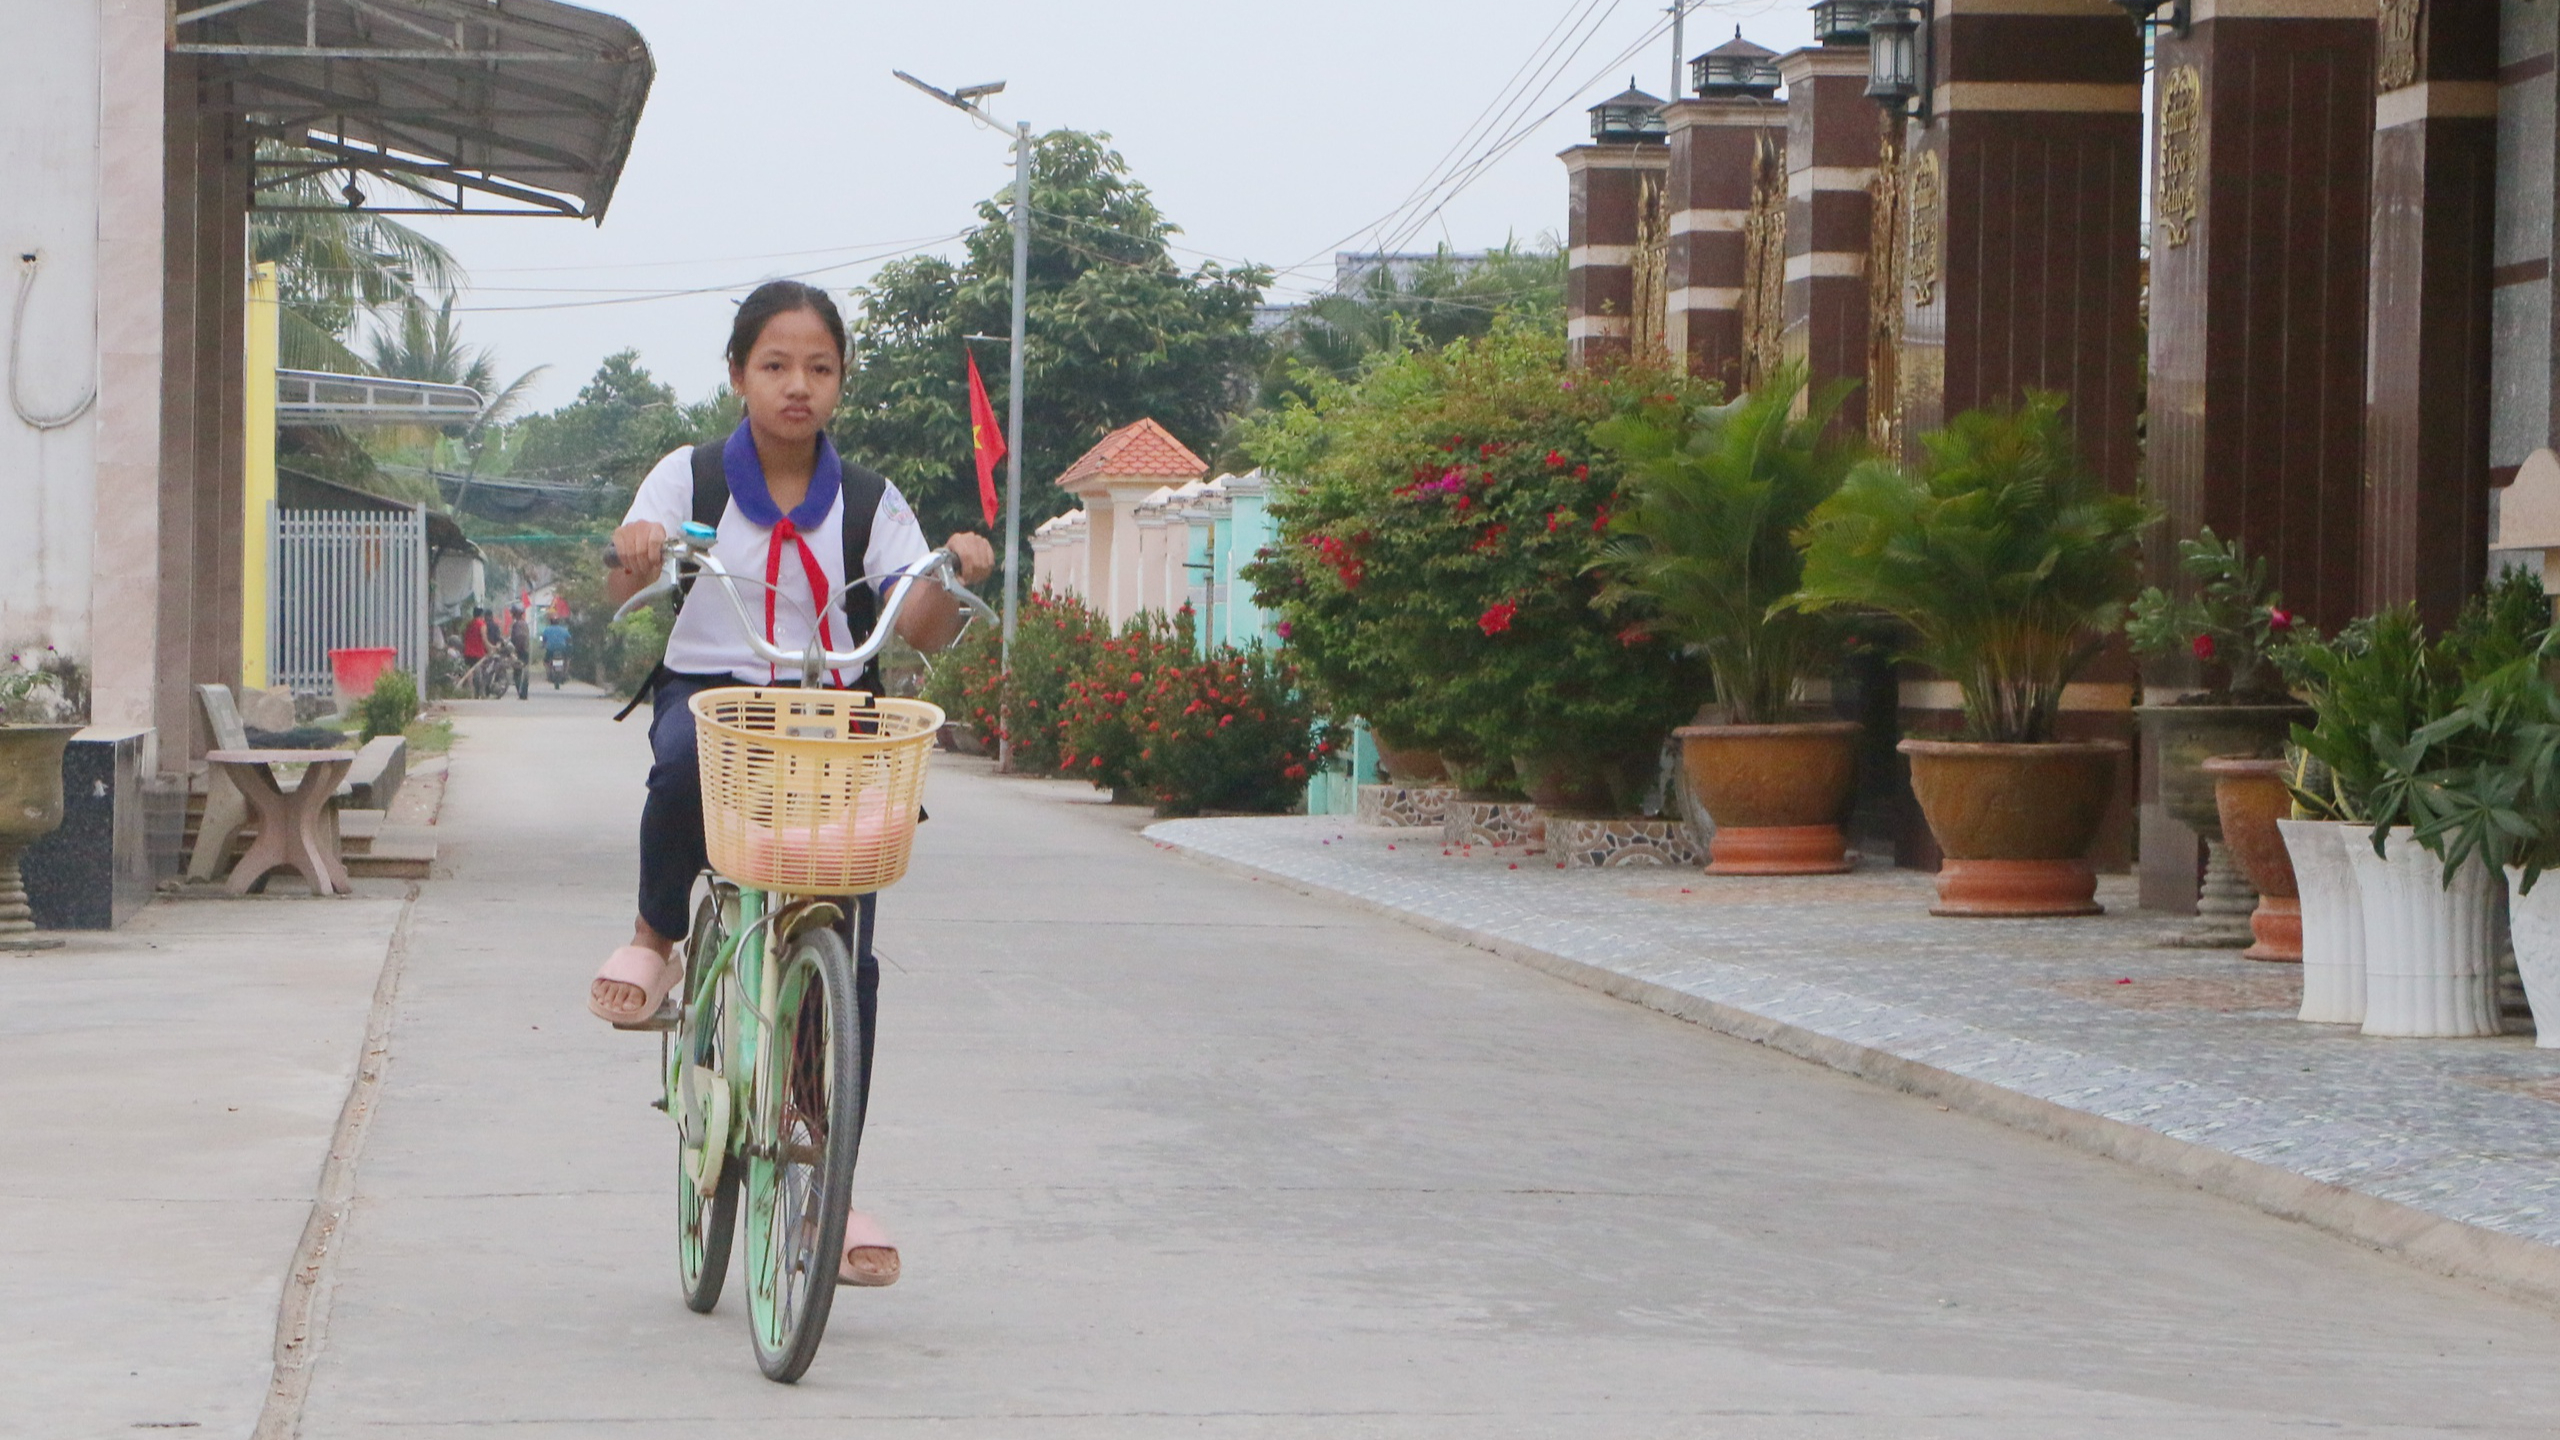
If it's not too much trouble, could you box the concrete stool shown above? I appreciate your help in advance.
[205,750,355,896]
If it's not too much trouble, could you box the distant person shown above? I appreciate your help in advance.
[461,609,490,663]
[541,618,572,660]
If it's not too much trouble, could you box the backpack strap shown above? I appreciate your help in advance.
[682,440,893,694]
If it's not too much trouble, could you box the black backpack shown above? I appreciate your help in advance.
[613,442,891,717]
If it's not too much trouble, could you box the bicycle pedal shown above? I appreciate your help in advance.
[613,996,680,1033]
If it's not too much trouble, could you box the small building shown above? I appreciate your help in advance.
[1037,419,1278,652]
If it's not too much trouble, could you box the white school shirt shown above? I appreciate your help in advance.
[624,444,931,684]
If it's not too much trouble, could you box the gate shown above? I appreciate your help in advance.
[270,509,431,696]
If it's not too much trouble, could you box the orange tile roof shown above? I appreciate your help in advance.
[1055,418,1208,489]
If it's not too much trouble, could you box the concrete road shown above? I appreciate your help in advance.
[296,697,2560,1437]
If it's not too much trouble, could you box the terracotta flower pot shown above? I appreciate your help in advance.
[1674,721,1859,875]
[2202,756,2300,962]
[1897,738,2124,918]
[1369,733,1447,786]
[1513,750,1649,819]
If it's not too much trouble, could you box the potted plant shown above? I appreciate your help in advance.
[1792,393,2155,916]
[2127,529,2312,945]
[2201,755,2299,960]
[1592,364,1863,873]
[0,651,83,951]
[2286,576,2549,1038]
[2340,574,2560,1041]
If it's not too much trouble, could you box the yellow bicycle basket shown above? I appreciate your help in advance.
[689,687,944,895]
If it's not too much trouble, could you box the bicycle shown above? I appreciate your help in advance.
[611,521,991,1382]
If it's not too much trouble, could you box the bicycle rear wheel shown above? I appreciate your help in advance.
[675,885,739,1313]
[742,923,863,1383]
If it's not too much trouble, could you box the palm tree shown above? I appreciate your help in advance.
[251,148,464,370]
[364,294,546,428]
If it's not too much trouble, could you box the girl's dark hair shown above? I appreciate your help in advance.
[727,280,848,369]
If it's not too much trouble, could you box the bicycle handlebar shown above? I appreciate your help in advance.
[610,524,997,686]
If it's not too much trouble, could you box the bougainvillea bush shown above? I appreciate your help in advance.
[1241,321,1710,794]
[1062,610,1196,795]
[1135,644,1327,816]
[921,585,1107,772]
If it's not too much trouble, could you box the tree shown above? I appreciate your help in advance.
[1262,242,1564,404]
[836,130,1271,544]
[251,149,462,372]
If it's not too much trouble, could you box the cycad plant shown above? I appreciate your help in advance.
[1592,365,1860,724]
[1791,392,2155,743]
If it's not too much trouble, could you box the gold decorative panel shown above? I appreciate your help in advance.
[2157,65,2202,248]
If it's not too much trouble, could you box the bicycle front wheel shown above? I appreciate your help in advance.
[675,885,739,1313]
[742,923,864,1383]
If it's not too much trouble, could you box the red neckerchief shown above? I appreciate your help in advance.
[763,516,846,688]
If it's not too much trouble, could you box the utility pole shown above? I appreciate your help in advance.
[896,70,1032,769]
[1668,0,1688,99]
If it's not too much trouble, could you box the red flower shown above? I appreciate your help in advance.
[1572,464,1590,480]
[1479,599,1519,636]
[1616,624,1648,647]
[1472,523,1509,553]
[1284,764,1307,780]
[2268,607,2295,634]
[1545,449,1566,467]
[2192,633,2217,661]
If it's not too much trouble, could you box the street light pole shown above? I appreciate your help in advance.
[895,70,1032,769]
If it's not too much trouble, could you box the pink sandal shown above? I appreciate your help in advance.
[840,1210,900,1287]
[587,945,682,1027]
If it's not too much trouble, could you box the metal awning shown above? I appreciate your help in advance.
[277,369,486,425]
[175,0,654,221]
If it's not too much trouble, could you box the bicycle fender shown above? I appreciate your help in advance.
[773,899,845,943]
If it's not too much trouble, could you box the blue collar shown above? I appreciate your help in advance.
[720,422,840,530]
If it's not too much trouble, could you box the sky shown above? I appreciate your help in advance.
[408,0,1819,413]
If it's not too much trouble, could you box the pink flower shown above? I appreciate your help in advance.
[2268,607,2295,634]
[1275,620,1293,640]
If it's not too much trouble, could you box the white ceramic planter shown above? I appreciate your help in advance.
[2347,829,2500,1038]
[2278,819,2365,1025]
[2504,867,2560,1049]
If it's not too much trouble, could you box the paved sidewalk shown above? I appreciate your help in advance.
[1149,815,2560,1303]
[0,888,409,1439]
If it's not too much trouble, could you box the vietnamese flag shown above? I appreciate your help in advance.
[966,350,1005,528]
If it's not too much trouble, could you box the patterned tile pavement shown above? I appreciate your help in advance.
[1148,814,2560,1259]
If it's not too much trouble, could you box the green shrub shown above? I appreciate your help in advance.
[1002,587,1109,772]
[357,668,421,741]
[924,617,1005,747]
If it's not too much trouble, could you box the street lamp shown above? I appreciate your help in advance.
[1865,1,1927,118]
[896,69,1034,770]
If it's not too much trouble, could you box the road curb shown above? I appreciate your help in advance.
[1154,836,2560,1313]
[254,883,419,1439]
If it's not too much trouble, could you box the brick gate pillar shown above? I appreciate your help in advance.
[1562,86,1670,368]
[2363,0,2499,627]
[1777,42,1882,433]
[2139,1,2378,913]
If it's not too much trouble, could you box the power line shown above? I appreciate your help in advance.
[446,232,969,313]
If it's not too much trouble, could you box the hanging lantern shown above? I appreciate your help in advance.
[2111,0,2191,36]
[1864,2,1923,115]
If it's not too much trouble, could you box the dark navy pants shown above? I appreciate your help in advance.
[641,671,879,1101]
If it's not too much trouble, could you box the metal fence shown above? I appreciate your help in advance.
[270,509,431,696]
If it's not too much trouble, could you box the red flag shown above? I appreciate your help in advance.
[966,350,1005,529]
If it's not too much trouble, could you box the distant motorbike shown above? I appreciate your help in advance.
[546,652,568,689]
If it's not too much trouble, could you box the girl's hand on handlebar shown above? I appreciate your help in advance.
[613,520,669,578]
[944,532,995,586]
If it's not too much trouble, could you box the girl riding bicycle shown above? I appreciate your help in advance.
[597,280,994,1287]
